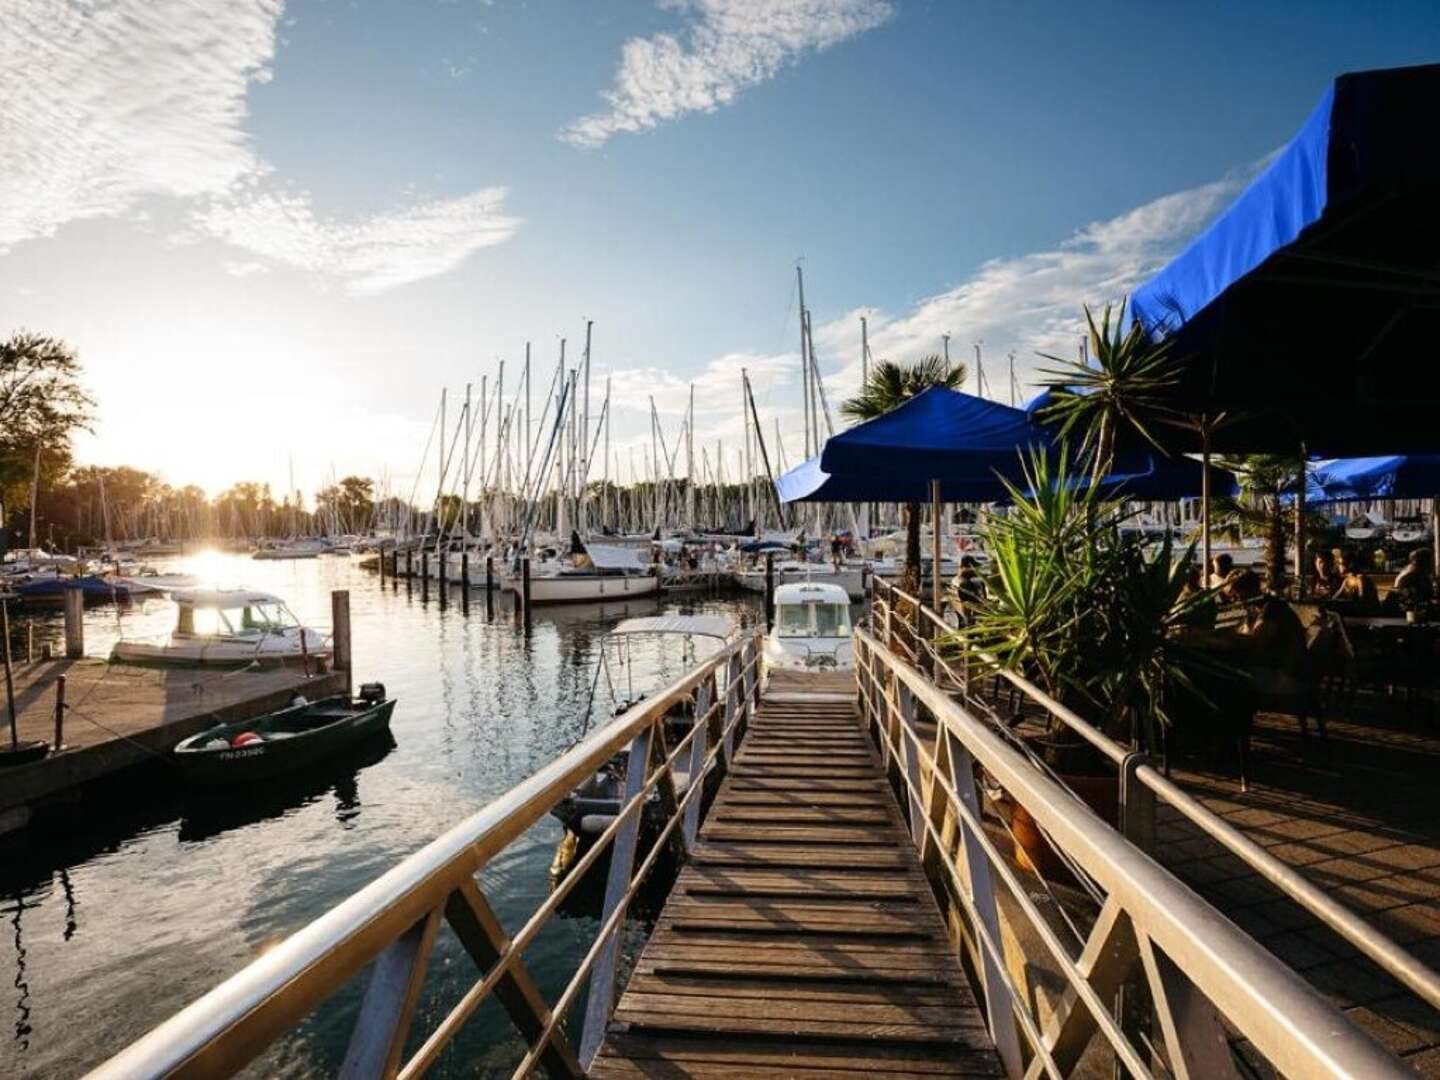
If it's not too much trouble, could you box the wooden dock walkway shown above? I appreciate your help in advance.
[591,680,1003,1078]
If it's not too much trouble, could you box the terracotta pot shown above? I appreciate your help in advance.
[1010,772,1118,879]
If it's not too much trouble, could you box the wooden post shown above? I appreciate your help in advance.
[53,673,65,751]
[377,546,385,586]
[521,556,532,635]
[438,548,448,610]
[461,551,470,615]
[405,550,413,596]
[331,590,352,696]
[26,621,33,664]
[764,552,775,631]
[485,556,495,620]
[421,551,430,603]
[64,587,84,659]
[2,601,16,750]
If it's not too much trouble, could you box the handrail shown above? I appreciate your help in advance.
[855,628,1409,1079]
[89,632,764,1080]
[868,576,1440,1014]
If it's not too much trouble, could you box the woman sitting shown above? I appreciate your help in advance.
[1331,551,1379,605]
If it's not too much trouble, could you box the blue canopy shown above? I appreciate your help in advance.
[1306,455,1440,502]
[780,386,1233,504]
[1128,63,1440,454]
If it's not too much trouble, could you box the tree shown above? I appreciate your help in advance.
[1213,455,1321,595]
[840,355,967,591]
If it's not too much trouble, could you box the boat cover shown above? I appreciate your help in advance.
[609,615,738,640]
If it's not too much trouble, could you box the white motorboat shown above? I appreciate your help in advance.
[518,539,660,605]
[1345,511,1389,542]
[111,588,330,665]
[764,582,854,672]
[253,538,327,560]
[732,561,867,600]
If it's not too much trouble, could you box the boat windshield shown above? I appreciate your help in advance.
[777,602,852,638]
[240,602,299,631]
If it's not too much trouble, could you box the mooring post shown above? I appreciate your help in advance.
[521,556,532,635]
[377,547,385,586]
[485,556,495,621]
[390,550,399,592]
[53,673,65,751]
[64,587,84,659]
[764,552,775,631]
[2,601,16,749]
[405,550,413,596]
[421,551,430,602]
[26,621,33,664]
[331,590,352,696]
[438,549,448,610]
[461,552,471,615]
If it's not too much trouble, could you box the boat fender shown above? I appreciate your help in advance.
[231,731,263,748]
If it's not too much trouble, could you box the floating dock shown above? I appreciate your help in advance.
[0,658,346,834]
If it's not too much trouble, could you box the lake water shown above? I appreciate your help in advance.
[0,551,765,1077]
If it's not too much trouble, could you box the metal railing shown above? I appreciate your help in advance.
[88,633,764,1079]
[854,624,1410,1079]
[869,577,1440,1020]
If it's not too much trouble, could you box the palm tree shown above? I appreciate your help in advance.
[1213,454,1317,594]
[1037,301,1182,482]
[841,355,966,591]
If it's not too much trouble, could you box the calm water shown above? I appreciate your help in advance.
[0,551,763,1077]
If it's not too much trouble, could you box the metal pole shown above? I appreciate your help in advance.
[931,479,943,614]
[765,552,775,631]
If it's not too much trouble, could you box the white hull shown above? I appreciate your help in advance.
[525,573,660,605]
[112,627,330,665]
[733,565,865,600]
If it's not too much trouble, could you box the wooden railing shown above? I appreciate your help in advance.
[88,634,764,1079]
[854,624,1410,1079]
[869,577,1440,1020]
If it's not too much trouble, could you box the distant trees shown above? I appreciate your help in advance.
[316,476,376,534]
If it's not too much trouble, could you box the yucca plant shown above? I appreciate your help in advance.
[841,355,966,592]
[1037,301,1183,482]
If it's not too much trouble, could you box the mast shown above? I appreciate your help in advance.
[27,445,40,550]
[974,342,986,399]
[581,320,592,536]
[686,384,695,531]
[462,382,472,539]
[796,265,811,458]
[860,315,870,385]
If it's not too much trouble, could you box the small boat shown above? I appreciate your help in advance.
[1390,515,1431,545]
[253,538,327,560]
[764,581,855,671]
[519,535,660,605]
[14,574,132,604]
[172,685,395,782]
[1345,510,1389,542]
[111,588,329,665]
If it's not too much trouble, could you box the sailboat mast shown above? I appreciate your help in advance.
[27,445,40,550]
[860,315,870,385]
[796,265,810,458]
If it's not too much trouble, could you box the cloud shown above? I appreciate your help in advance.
[196,184,521,293]
[0,0,279,249]
[1,0,518,292]
[561,0,894,148]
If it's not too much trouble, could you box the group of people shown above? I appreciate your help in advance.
[1312,546,1434,611]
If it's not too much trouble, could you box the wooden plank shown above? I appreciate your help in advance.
[627,970,966,1006]
[595,1032,1000,1077]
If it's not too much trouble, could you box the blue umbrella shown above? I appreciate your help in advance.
[1129,62,1440,455]
[1306,455,1440,501]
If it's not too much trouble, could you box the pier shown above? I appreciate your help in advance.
[90,616,1425,1079]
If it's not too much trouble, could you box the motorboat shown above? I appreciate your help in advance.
[1390,515,1431,545]
[173,684,395,782]
[764,581,855,671]
[1345,511,1390,542]
[732,560,867,600]
[550,614,739,863]
[253,538,327,560]
[111,588,329,665]
[520,536,660,604]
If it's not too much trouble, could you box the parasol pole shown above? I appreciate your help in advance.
[1201,420,1212,586]
[1293,444,1306,596]
[931,479,943,613]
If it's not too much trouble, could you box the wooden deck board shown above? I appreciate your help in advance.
[593,675,1002,1079]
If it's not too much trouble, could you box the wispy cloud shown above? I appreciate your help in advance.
[561,0,894,148]
[196,184,521,294]
[0,0,518,292]
[0,0,279,249]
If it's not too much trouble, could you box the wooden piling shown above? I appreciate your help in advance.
[438,549,448,610]
[764,552,775,631]
[64,588,84,659]
[391,550,399,592]
[2,602,16,749]
[461,552,470,614]
[485,556,495,621]
[377,546,385,586]
[26,621,33,664]
[53,674,65,751]
[331,590,351,696]
[421,551,430,602]
[521,556,532,635]
[405,551,413,596]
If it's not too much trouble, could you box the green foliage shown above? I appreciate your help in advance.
[953,448,1233,755]
[1038,301,1182,478]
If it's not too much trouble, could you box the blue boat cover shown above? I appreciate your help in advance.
[1126,63,1440,454]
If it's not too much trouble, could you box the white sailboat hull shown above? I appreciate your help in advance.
[525,573,661,605]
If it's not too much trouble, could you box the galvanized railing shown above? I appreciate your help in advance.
[88,633,764,1079]
[869,577,1440,1020]
[854,624,1411,1079]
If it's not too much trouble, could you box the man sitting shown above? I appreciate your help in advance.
[1391,549,1434,612]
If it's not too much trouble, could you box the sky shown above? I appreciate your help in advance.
[2,0,1438,501]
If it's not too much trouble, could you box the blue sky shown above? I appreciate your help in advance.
[2,0,1437,496]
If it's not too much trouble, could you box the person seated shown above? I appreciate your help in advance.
[1391,549,1434,612]
[1218,564,1262,605]
[1241,597,1313,699]
[1311,549,1338,596]
[1331,552,1379,605]
[951,556,987,606]
[1207,553,1234,590]
[1175,564,1217,628]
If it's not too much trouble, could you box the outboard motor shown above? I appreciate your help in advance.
[358,682,387,705]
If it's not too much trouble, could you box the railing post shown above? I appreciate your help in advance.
[744,637,760,709]
[1120,751,1156,854]
[579,727,654,1066]
[723,652,742,760]
[897,685,925,843]
[683,678,713,844]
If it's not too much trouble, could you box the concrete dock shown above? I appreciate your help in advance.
[0,658,346,834]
